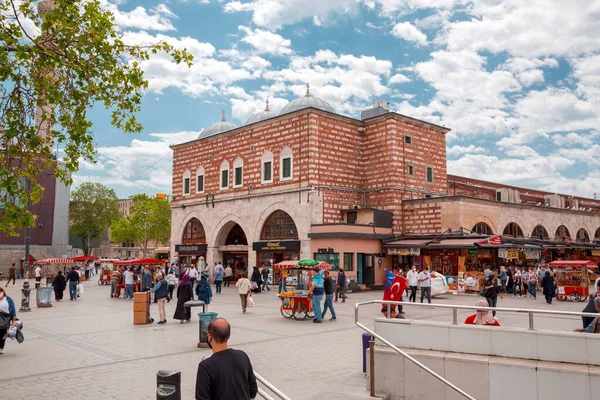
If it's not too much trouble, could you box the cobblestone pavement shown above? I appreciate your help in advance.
[1,279,590,399]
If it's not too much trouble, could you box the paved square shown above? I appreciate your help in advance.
[0,279,591,399]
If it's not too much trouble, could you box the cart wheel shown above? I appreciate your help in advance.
[98,280,102,285]
[280,306,293,319]
[557,295,566,301]
[570,292,581,302]
[307,311,314,319]
[293,303,308,320]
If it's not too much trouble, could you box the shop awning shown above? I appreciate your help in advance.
[428,238,480,249]
[383,239,431,248]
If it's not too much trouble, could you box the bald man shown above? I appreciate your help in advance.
[195,318,258,400]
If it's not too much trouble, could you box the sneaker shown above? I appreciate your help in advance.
[330,317,336,321]
[313,320,322,323]
[149,318,154,324]
[334,300,338,303]
[342,300,346,303]
[0,348,3,354]
[157,320,167,325]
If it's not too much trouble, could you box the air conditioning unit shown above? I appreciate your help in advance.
[496,188,520,204]
[544,194,565,209]
[566,197,579,210]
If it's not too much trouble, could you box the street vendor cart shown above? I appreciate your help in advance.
[549,260,596,302]
[97,259,121,285]
[276,260,332,321]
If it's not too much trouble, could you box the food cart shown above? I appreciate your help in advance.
[97,259,121,285]
[69,255,97,280]
[276,260,332,321]
[549,260,596,302]
[37,258,71,285]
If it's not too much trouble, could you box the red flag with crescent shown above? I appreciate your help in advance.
[383,275,407,302]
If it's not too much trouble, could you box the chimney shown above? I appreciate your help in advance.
[361,99,391,120]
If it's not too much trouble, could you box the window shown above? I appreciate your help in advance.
[426,166,434,183]
[314,252,340,271]
[196,167,205,194]
[280,147,293,181]
[347,211,358,224]
[262,151,273,184]
[233,157,243,188]
[472,222,494,235]
[404,135,412,145]
[220,160,229,190]
[182,218,206,244]
[503,222,524,238]
[496,192,502,201]
[182,170,191,196]
[343,253,354,271]
[261,210,298,240]
[407,164,415,176]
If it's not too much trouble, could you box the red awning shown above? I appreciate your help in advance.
[428,238,479,249]
[37,258,70,265]
[548,260,598,268]
[69,256,97,263]
[114,258,165,265]
[275,261,332,270]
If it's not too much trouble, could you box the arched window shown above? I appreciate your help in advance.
[196,167,205,194]
[182,218,206,244]
[261,210,298,240]
[576,228,590,243]
[261,151,273,184]
[280,146,293,181]
[531,225,549,239]
[595,228,600,241]
[233,157,244,188]
[472,222,493,235]
[220,160,229,190]
[182,170,191,196]
[503,222,524,238]
[555,225,571,241]
[225,223,248,245]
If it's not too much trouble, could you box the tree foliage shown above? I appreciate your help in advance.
[70,182,120,255]
[0,0,192,235]
[110,194,171,257]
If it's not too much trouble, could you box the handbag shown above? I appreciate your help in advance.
[0,310,11,330]
[247,295,255,307]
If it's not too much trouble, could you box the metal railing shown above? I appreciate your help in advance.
[355,299,599,400]
[255,372,292,400]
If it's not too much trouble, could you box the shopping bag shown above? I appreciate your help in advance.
[77,283,84,297]
[248,295,255,307]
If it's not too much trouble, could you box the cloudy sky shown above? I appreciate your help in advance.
[75,0,600,200]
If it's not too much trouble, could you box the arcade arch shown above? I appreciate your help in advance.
[503,222,524,238]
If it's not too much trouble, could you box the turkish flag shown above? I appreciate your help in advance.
[383,275,407,302]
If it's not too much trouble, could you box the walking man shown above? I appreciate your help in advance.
[34,264,42,288]
[308,271,324,323]
[407,265,419,302]
[321,270,336,321]
[335,269,346,302]
[261,265,270,291]
[188,266,198,299]
[214,262,225,294]
[150,272,168,324]
[111,267,121,298]
[195,318,258,400]
[124,266,134,300]
[418,266,432,304]
[66,268,80,300]
[5,263,16,287]
[224,264,233,287]
[236,273,251,313]
[484,274,502,317]
[527,267,538,299]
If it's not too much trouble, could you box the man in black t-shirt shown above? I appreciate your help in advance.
[195,318,258,400]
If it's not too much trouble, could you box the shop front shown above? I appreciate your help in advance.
[175,244,207,266]
[253,240,300,284]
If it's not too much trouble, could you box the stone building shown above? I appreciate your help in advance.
[170,90,600,286]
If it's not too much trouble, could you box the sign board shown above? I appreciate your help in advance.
[468,249,477,255]
[498,249,508,259]
[387,248,420,256]
[507,250,520,259]
[524,249,541,260]
[592,250,600,257]
[252,240,301,252]
[477,235,502,245]
[175,244,208,254]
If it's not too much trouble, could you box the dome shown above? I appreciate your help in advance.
[245,100,277,125]
[279,84,336,115]
[199,110,239,139]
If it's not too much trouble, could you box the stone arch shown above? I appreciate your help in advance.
[259,210,299,240]
[595,228,600,241]
[469,216,497,234]
[576,228,590,243]
[181,217,206,244]
[253,202,307,242]
[555,225,571,241]
[177,210,208,242]
[531,225,550,239]
[471,222,494,235]
[502,222,524,238]
[210,214,252,248]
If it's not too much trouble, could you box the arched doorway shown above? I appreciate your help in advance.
[177,218,208,265]
[217,222,249,279]
[502,222,524,238]
[472,222,494,235]
[576,228,590,243]
[555,225,571,241]
[254,210,300,284]
[531,225,549,239]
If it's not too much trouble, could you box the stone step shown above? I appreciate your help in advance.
[306,391,390,400]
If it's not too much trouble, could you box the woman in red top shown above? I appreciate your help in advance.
[464,300,501,326]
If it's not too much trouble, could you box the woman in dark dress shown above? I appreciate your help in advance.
[173,270,192,323]
[52,270,67,301]
[251,266,262,293]
[541,270,556,304]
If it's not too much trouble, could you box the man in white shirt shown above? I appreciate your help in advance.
[35,265,42,288]
[418,266,432,304]
[188,267,199,299]
[224,265,233,287]
[406,266,419,302]
[124,267,135,300]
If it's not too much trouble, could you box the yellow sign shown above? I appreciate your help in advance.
[507,250,520,259]
[282,270,288,278]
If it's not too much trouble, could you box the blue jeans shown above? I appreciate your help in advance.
[126,284,134,299]
[312,294,323,321]
[69,281,78,299]
[216,280,222,293]
[528,283,536,298]
[321,294,336,319]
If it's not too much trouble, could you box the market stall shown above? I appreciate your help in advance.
[97,259,121,285]
[549,260,596,302]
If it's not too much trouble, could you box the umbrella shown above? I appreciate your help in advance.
[297,259,319,267]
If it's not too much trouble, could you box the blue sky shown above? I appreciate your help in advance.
[75,0,600,200]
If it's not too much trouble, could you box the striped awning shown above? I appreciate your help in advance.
[37,258,70,265]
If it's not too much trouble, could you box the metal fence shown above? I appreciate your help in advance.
[255,372,292,400]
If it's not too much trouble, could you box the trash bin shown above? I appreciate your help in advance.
[156,370,181,400]
[37,287,53,308]
[198,312,218,348]
[362,333,371,373]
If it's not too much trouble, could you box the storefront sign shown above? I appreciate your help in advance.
[252,241,301,252]
[507,250,519,259]
[387,248,420,256]
[477,235,502,245]
[175,244,207,254]
[524,249,541,260]
[498,249,507,259]
[592,250,600,257]
[468,249,477,255]
[317,248,334,253]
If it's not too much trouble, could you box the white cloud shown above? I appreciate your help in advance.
[388,74,410,85]
[101,2,178,32]
[238,26,293,55]
[391,22,428,46]
[446,145,487,156]
[552,132,600,147]
[517,69,544,86]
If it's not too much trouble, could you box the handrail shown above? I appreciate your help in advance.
[255,372,292,400]
[358,299,599,330]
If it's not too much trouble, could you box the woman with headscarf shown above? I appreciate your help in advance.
[464,300,501,326]
[541,270,556,304]
[52,270,67,301]
[173,269,193,323]
[195,273,213,311]
[251,266,262,293]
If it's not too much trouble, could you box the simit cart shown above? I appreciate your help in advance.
[276,260,332,321]
[549,260,596,302]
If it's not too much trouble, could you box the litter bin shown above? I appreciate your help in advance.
[37,287,53,308]
[362,333,371,373]
[198,312,218,348]
[156,370,181,400]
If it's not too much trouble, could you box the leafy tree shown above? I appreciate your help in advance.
[110,194,171,257]
[0,0,192,235]
[70,182,120,256]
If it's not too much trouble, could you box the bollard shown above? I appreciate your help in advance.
[20,281,32,312]
[156,370,181,400]
[362,332,370,373]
